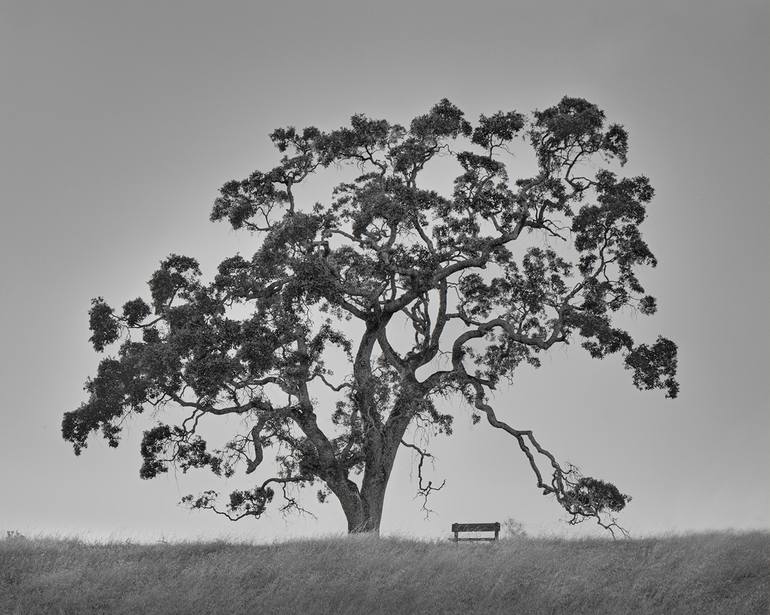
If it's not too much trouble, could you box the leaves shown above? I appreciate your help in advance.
[471,110,525,149]
[122,298,151,326]
[563,476,631,515]
[625,336,679,398]
[88,298,119,352]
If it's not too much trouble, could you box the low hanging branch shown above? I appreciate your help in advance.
[181,475,314,521]
[468,380,630,538]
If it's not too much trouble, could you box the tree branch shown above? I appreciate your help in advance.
[401,439,445,519]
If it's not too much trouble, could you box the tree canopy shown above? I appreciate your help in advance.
[63,96,678,536]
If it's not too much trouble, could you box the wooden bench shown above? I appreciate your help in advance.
[451,522,501,542]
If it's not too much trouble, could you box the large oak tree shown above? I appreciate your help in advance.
[63,97,677,536]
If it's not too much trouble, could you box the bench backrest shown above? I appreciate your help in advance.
[451,522,500,541]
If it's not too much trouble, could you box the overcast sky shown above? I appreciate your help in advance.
[1,0,767,542]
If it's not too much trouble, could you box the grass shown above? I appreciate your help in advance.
[1,531,767,614]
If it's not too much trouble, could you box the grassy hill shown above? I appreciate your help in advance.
[1,531,767,614]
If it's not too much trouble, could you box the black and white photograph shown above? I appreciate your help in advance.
[1,1,768,613]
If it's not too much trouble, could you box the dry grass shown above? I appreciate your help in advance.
[1,531,767,614]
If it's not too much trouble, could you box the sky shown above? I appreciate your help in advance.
[0,0,767,542]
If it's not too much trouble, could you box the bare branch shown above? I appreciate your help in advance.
[401,439,446,519]
[312,372,353,392]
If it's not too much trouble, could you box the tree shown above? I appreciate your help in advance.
[62,97,678,537]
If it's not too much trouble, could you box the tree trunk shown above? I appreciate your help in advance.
[337,418,411,534]
[358,478,388,533]
[325,447,395,534]
[339,385,424,534]
[325,476,367,533]
[337,326,423,534]
[340,476,387,534]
